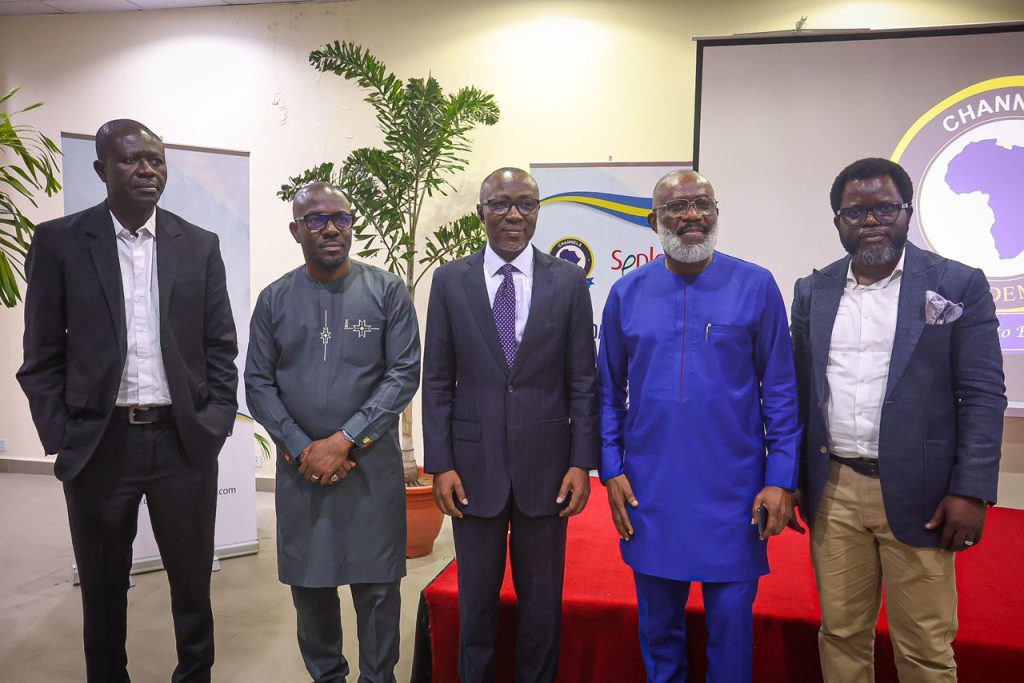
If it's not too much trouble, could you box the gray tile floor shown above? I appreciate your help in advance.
[0,472,455,682]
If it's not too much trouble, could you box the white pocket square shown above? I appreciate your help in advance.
[925,290,963,325]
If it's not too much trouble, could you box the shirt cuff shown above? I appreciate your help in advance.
[284,430,313,463]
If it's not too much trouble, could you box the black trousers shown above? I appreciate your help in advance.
[63,417,218,683]
[452,492,568,683]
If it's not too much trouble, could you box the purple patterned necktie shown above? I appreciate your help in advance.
[493,263,517,367]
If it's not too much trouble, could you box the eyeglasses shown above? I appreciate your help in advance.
[481,198,541,215]
[297,212,354,233]
[652,197,718,217]
[835,202,909,227]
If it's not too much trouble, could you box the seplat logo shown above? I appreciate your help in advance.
[540,191,652,227]
[893,76,1024,351]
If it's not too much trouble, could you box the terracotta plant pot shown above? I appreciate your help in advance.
[406,468,444,558]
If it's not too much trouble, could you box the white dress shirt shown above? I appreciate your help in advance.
[826,252,905,459]
[112,210,172,406]
[484,243,534,345]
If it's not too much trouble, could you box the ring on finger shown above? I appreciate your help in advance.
[311,474,321,481]
[330,473,340,483]
[964,540,975,546]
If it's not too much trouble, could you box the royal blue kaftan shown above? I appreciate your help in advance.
[598,253,801,582]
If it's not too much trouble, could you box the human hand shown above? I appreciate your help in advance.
[297,432,356,486]
[787,489,807,534]
[432,469,468,518]
[752,486,793,540]
[605,474,639,541]
[557,467,591,517]
[925,494,987,551]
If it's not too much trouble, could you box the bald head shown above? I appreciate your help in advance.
[480,167,537,203]
[653,169,713,204]
[293,182,350,218]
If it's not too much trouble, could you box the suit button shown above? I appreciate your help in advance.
[507,385,514,393]
[819,446,828,454]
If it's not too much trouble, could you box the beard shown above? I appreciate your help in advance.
[841,231,907,267]
[657,216,718,263]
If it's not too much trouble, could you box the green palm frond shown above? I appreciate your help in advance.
[416,213,487,289]
[282,42,498,293]
[0,87,62,307]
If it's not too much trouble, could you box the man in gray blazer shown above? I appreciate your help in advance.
[423,167,599,682]
[791,157,1005,682]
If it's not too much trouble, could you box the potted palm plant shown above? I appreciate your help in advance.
[279,42,499,556]
[0,87,61,308]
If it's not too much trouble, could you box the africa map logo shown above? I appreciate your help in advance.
[549,237,595,286]
[893,76,1024,351]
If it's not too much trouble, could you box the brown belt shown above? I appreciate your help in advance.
[112,405,174,425]
[830,454,880,478]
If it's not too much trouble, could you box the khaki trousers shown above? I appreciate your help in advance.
[811,460,958,683]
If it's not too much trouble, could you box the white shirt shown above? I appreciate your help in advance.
[112,210,172,407]
[825,252,905,459]
[484,243,534,345]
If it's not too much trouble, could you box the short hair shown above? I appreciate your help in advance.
[94,119,159,159]
[292,181,348,217]
[479,167,535,202]
[830,158,914,213]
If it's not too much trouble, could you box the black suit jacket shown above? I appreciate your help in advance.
[422,247,600,518]
[791,242,1005,546]
[17,201,238,481]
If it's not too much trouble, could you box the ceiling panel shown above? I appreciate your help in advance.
[38,0,140,11]
[129,0,227,9]
[0,1,60,14]
[0,0,343,15]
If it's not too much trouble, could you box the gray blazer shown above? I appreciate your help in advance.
[422,247,600,518]
[791,242,1005,547]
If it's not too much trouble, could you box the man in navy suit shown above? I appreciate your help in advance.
[791,157,1005,682]
[18,119,238,682]
[422,167,599,682]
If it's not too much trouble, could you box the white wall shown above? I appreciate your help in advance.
[2,0,1024,503]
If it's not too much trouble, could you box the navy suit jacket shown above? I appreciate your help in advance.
[791,242,1005,546]
[422,247,600,518]
[17,201,239,481]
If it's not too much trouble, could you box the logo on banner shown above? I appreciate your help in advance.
[893,76,1024,351]
[611,247,663,277]
[549,237,595,286]
[540,191,652,227]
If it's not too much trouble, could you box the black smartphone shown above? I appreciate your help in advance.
[756,505,768,539]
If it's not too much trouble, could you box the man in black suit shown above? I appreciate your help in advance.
[17,119,238,683]
[423,167,599,682]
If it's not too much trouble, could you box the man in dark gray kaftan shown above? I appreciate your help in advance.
[245,183,420,683]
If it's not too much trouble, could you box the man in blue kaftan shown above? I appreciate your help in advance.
[598,169,801,683]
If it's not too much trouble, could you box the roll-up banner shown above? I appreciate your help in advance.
[531,162,690,343]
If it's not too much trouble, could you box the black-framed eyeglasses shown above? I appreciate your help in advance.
[481,198,541,216]
[652,197,718,217]
[297,212,354,233]
[835,202,909,227]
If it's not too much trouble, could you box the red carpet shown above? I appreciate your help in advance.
[422,478,1024,682]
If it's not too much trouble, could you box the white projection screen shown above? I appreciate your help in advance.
[694,23,1024,411]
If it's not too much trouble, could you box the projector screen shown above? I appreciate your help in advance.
[694,23,1024,411]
